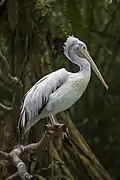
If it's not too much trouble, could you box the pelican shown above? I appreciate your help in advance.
[18,36,108,135]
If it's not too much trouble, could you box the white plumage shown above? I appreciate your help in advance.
[18,36,108,134]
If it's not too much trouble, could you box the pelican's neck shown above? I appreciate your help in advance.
[68,51,91,76]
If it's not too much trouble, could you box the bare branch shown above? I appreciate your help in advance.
[23,131,52,153]
[0,124,66,180]
[0,51,22,89]
[0,151,10,160]
[0,102,12,112]
[10,149,33,180]
[1,74,22,89]
[5,172,19,180]
[0,52,10,74]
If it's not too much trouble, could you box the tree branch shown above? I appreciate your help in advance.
[0,124,66,180]
[0,102,12,112]
[0,52,10,74]
[0,151,10,160]
[5,172,19,180]
[0,0,6,7]
[0,52,22,89]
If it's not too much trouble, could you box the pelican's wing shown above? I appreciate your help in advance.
[18,68,68,133]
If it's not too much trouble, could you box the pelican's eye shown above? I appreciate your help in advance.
[82,45,86,50]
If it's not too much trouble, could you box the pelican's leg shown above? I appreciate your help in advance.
[49,115,54,125]
[50,115,57,124]
[49,115,63,126]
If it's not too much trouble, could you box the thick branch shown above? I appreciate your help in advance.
[23,124,65,153]
[23,131,52,153]
[10,150,33,180]
[5,172,19,180]
[0,124,66,180]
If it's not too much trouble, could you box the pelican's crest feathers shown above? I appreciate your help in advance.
[64,35,81,58]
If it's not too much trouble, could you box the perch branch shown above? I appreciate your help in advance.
[0,124,66,180]
[5,172,19,180]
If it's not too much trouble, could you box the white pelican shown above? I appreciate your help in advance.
[18,36,108,134]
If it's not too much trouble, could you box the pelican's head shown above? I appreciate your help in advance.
[64,35,108,90]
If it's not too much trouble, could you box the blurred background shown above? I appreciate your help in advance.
[0,0,120,179]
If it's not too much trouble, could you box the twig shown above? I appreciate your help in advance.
[0,102,12,112]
